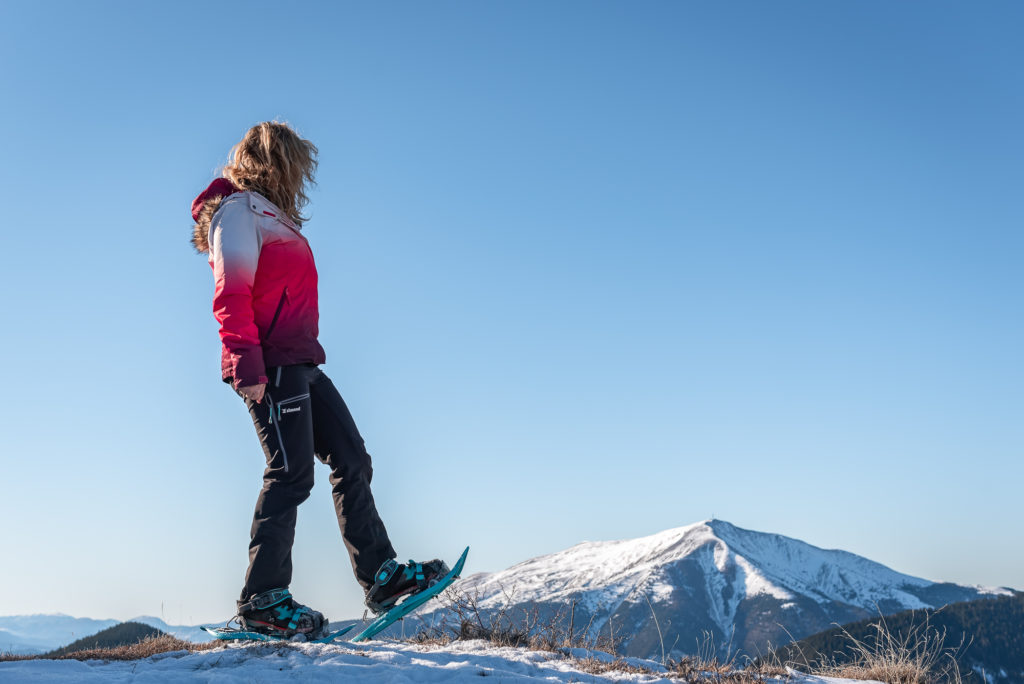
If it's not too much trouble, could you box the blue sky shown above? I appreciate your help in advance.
[0,1,1021,625]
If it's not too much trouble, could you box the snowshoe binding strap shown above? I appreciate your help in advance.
[237,587,292,614]
[365,558,405,614]
[408,561,429,589]
[373,559,400,587]
[272,601,311,632]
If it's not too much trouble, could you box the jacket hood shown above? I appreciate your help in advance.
[190,178,240,253]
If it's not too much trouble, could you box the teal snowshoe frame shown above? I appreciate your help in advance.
[201,624,353,644]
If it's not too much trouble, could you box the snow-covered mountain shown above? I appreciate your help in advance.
[426,519,1013,660]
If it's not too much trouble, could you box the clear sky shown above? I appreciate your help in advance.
[0,1,1020,626]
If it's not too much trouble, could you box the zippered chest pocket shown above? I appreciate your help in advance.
[268,393,309,424]
[263,391,311,474]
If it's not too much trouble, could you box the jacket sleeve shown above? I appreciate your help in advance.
[209,197,268,389]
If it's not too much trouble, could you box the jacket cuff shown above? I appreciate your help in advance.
[229,349,268,389]
[233,374,269,390]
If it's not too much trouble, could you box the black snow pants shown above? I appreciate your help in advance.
[237,363,396,605]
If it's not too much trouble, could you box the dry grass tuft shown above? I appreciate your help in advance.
[666,656,781,684]
[567,652,786,683]
[411,585,621,655]
[788,613,967,684]
[0,634,218,662]
[0,652,35,662]
[568,655,661,677]
[667,636,784,684]
[654,629,785,683]
[742,648,789,678]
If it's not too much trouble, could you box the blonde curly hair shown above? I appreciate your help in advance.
[223,121,319,226]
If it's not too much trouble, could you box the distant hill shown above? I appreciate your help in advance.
[47,622,167,657]
[771,593,1024,684]
[0,615,120,654]
[0,615,216,654]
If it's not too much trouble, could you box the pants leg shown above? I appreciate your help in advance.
[238,366,316,603]
[309,368,396,590]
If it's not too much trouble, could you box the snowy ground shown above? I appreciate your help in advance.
[0,638,877,683]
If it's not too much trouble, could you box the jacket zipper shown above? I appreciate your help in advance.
[264,287,288,339]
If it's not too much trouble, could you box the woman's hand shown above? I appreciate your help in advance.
[238,383,267,404]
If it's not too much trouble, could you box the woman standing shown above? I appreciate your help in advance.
[191,121,446,639]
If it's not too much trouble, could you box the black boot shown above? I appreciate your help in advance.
[365,558,450,614]
[237,588,328,639]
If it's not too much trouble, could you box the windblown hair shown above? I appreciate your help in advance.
[191,122,318,253]
[191,195,223,253]
[223,121,319,226]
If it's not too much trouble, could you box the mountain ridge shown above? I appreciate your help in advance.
[428,519,1013,660]
[0,615,213,655]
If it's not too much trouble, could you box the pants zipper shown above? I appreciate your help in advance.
[265,392,289,473]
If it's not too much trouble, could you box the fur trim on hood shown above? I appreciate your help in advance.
[191,178,240,253]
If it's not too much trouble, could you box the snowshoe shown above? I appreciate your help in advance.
[352,547,469,642]
[235,587,328,639]
[365,557,450,614]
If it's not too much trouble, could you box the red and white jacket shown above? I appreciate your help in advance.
[193,180,326,389]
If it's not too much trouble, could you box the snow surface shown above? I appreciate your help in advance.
[0,638,882,683]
